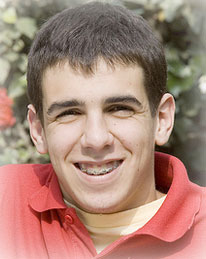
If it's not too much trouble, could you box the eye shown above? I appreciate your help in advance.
[56,109,82,122]
[106,105,135,117]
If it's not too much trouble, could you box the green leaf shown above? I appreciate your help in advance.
[174,117,193,142]
[3,51,19,62]
[1,7,17,24]
[13,39,25,52]
[180,88,202,117]
[0,148,19,165]
[190,54,206,75]
[168,60,192,79]
[0,58,10,84]
[159,0,184,22]
[167,73,194,97]
[0,134,6,148]
[199,75,206,94]
[0,44,7,55]
[15,17,37,39]
[182,4,205,35]
[0,30,13,46]
[17,54,28,73]
[8,73,27,98]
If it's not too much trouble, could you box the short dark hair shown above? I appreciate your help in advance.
[27,1,167,121]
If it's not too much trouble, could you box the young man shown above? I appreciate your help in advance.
[0,2,205,258]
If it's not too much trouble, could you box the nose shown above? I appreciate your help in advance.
[80,113,114,151]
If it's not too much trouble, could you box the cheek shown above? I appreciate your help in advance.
[46,123,83,158]
[111,119,155,151]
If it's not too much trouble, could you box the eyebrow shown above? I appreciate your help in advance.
[47,99,84,115]
[47,95,142,115]
[104,95,142,107]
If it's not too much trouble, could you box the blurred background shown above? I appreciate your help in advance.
[0,0,205,186]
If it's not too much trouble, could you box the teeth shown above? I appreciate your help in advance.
[78,161,121,175]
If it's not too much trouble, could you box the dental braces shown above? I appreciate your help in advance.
[81,165,117,175]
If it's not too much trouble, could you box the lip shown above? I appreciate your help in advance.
[74,158,123,166]
[72,159,124,185]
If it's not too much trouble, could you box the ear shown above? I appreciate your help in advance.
[155,93,175,146]
[27,104,48,154]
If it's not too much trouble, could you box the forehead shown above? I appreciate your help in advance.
[41,60,146,105]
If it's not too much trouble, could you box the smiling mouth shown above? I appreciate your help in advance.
[74,160,123,176]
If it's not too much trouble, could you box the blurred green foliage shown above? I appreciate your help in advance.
[0,0,205,185]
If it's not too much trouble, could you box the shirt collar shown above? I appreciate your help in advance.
[136,152,201,242]
[28,152,201,242]
[29,165,66,212]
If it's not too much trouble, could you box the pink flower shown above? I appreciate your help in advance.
[0,88,16,130]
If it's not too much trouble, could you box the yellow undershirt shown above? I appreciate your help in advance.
[64,194,166,253]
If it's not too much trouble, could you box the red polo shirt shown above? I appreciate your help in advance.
[0,152,205,258]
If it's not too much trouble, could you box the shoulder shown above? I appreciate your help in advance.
[188,182,206,232]
[190,181,206,200]
[0,163,53,193]
[0,163,52,177]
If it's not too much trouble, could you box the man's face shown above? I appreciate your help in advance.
[33,61,161,213]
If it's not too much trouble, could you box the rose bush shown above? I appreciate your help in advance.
[0,88,16,130]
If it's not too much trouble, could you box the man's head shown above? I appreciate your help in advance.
[27,2,175,214]
[27,1,167,121]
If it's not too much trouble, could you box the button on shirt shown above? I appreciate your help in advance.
[65,214,74,224]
